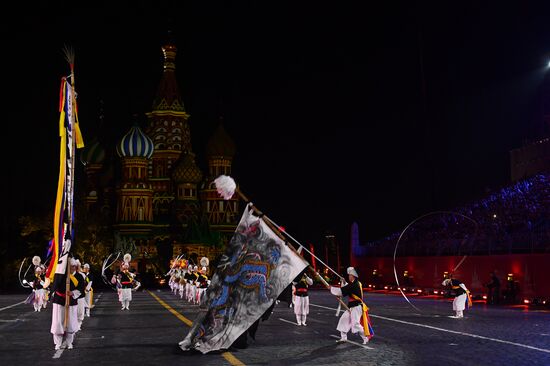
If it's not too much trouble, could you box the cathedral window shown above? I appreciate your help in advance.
[138,207,144,221]
[123,198,132,221]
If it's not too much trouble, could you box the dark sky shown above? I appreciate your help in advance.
[4,1,550,248]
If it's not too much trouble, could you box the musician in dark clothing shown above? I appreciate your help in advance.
[75,259,87,329]
[82,263,93,317]
[50,257,83,350]
[442,277,471,318]
[196,267,209,304]
[119,263,134,310]
[330,266,370,344]
[293,272,313,326]
[28,265,47,312]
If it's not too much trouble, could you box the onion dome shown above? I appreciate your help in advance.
[206,122,236,158]
[116,125,154,159]
[80,139,106,166]
[172,151,203,183]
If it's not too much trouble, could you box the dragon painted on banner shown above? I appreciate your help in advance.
[179,204,307,353]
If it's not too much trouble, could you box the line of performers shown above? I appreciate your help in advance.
[25,255,94,350]
[168,257,210,305]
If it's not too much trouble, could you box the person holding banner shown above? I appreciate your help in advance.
[50,258,82,350]
[330,266,373,344]
[442,275,472,318]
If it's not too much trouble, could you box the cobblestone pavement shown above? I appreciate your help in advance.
[0,289,549,366]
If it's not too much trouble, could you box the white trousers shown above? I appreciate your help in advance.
[294,296,309,316]
[77,298,87,325]
[337,305,366,338]
[453,294,467,311]
[51,303,78,347]
[33,289,45,311]
[120,288,132,302]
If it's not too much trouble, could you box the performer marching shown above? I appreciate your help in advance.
[442,275,472,318]
[119,254,135,310]
[82,263,93,317]
[293,271,313,326]
[75,260,88,329]
[196,266,209,304]
[45,46,85,351]
[187,265,200,304]
[330,267,374,344]
[50,257,83,350]
[27,256,47,312]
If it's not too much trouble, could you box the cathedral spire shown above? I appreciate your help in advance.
[152,30,185,112]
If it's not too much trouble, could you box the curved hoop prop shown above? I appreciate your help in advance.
[393,211,478,312]
[101,252,121,290]
[18,258,31,288]
[165,254,184,276]
[22,261,34,287]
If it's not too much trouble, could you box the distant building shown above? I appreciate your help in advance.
[79,36,239,273]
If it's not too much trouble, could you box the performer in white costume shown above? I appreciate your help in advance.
[292,272,313,326]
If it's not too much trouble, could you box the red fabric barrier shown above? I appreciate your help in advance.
[351,253,550,298]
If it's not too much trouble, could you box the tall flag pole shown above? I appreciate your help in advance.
[44,46,84,329]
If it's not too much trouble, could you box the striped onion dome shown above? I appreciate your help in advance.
[172,151,203,183]
[116,125,154,159]
[80,139,106,166]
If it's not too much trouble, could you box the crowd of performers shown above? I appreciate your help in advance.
[22,252,472,351]
[167,257,211,306]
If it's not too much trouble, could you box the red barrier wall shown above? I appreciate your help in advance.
[351,253,550,298]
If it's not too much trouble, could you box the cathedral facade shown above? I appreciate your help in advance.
[80,39,239,274]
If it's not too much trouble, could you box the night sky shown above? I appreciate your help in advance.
[4,2,550,248]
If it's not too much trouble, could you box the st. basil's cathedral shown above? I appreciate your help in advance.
[79,37,239,274]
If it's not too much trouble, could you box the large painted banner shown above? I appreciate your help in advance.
[179,204,308,353]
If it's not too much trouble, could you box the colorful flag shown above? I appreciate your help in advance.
[179,204,308,353]
[46,73,84,281]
